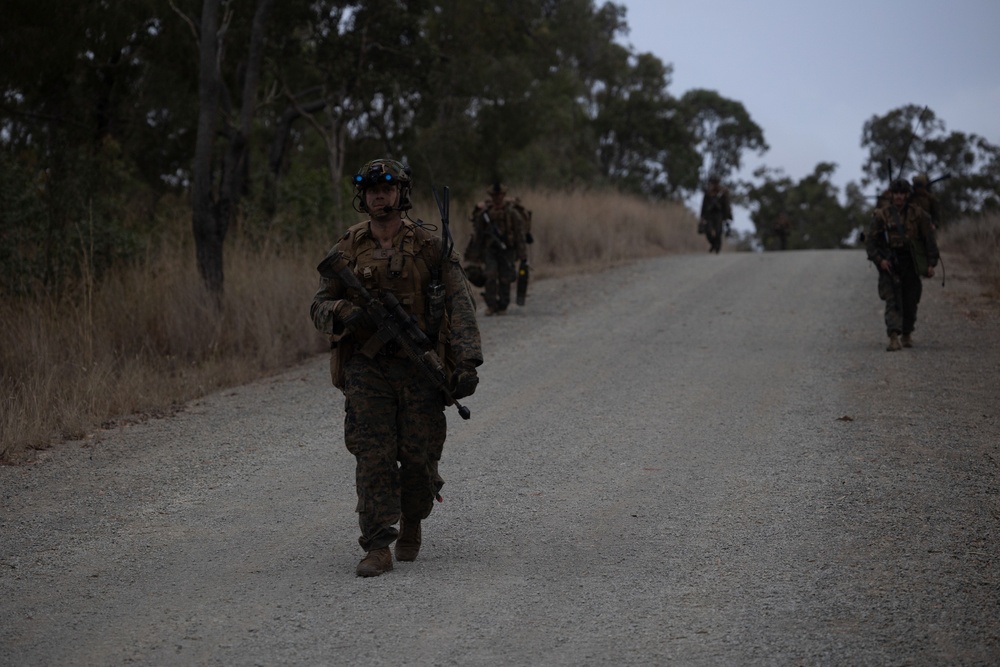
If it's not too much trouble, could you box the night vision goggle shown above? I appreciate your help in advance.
[353,165,402,190]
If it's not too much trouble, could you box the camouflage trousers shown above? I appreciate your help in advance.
[342,353,446,552]
[705,218,724,253]
[877,251,923,336]
[483,248,518,312]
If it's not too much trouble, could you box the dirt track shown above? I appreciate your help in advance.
[2,249,998,666]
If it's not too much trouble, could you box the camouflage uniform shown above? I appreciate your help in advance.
[311,165,482,558]
[700,179,732,254]
[865,183,939,343]
[468,188,528,314]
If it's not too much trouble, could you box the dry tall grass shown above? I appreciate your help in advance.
[441,186,704,279]
[1,188,700,461]
[937,213,1000,297]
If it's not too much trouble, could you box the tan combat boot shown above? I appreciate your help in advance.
[394,516,422,562]
[356,547,392,577]
[886,333,902,352]
[901,333,913,348]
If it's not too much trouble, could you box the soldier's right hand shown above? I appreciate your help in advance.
[318,300,370,336]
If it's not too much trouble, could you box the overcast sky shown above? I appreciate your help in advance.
[616,0,1000,230]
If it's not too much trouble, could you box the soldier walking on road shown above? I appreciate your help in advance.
[700,175,732,254]
[466,183,528,315]
[865,178,940,351]
[311,158,483,577]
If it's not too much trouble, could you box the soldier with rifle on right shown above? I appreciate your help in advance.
[865,178,939,351]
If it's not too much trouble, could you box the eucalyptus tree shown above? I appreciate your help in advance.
[677,88,768,188]
[861,104,1000,222]
[746,163,863,250]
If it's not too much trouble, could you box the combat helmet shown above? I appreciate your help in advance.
[911,173,929,188]
[889,178,912,194]
[487,182,507,197]
[352,158,413,213]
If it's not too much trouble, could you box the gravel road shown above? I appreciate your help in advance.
[2,249,998,666]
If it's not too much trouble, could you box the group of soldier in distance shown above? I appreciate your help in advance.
[311,156,941,578]
[698,170,941,353]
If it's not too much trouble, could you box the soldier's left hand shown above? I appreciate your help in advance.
[450,363,479,400]
[926,266,935,278]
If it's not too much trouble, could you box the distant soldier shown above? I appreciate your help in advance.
[466,183,528,315]
[910,173,941,230]
[865,178,939,351]
[699,175,732,254]
[774,211,792,250]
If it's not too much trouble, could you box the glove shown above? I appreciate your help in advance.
[525,232,534,244]
[317,300,369,336]
[450,363,479,400]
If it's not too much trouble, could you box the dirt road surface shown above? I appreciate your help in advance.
[3,249,998,666]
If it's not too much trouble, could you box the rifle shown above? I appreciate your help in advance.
[426,185,453,335]
[479,210,515,274]
[480,211,508,251]
[316,250,471,420]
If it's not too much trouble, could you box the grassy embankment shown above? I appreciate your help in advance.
[937,214,1000,298]
[1,188,703,461]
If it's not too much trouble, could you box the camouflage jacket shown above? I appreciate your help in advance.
[311,218,482,388]
[468,200,528,262]
[866,203,939,273]
[700,187,733,223]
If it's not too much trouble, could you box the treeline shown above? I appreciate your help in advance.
[2,1,999,294]
[746,105,1000,252]
[1,0,769,297]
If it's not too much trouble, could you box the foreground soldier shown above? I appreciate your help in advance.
[311,158,483,576]
[865,178,939,351]
[699,175,732,254]
[467,183,528,315]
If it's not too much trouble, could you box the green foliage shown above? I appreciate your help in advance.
[0,0,777,289]
[746,163,864,250]
[861,105,1000,222]
[678,89,769,185]
[0,139,149,296]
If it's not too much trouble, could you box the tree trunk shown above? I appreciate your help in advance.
[192,0,223,296]
[191,0,274,298]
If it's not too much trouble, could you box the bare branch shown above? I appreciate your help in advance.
[167,0,200,43]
